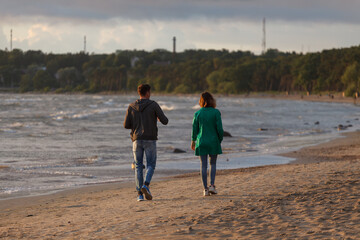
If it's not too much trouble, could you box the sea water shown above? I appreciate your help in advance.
[0,93,359,199]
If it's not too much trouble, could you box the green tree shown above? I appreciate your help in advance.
[56,67,84,89]
[89,66,127,92]
[33,70,55,91]
[206,71,221,93]
[19,74,34,92]
[18,65,42,92]
[0,65,21,87]
[341,62,360,96]
[293,54,320,93]
[153,77,168,92]
[173,84,190,94]
[126,77,141,92]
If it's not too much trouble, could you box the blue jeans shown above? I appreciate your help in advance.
[133,140,157,193]
[200,155,217,189]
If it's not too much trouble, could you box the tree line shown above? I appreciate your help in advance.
[0,46,360,96]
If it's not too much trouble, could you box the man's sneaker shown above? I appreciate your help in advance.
[209,185,217,195]
[137,194,145,202]
[141,185,153,200]
[203,188,210,196]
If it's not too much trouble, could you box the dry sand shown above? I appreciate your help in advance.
[1,131,359,239]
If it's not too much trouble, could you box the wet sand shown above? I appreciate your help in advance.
[1,130,359,239]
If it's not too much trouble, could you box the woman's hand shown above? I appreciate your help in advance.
[191,141,196,151]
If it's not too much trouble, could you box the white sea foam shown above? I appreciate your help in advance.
[162,105,175,111]
[9,122,24,128]
[50,108,122,120]
[104,99,114,105]
[92,96,103,99]
[77,156,103,164]
[159,104,175,111]
[1,187,22,195]
[191,104,201,110]
[0,128,16,133]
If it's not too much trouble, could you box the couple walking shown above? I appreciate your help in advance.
[124,84,224,201]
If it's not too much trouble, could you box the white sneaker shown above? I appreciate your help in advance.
[209,185,217,195]
[203,189,210,196]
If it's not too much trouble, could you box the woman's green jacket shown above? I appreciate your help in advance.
[192,107,223,156]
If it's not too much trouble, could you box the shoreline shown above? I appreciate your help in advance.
[246,92,359,105]
[0,129,347,203]
[284,130,360,164]
[1,131,359,238]
[1,130,358,206]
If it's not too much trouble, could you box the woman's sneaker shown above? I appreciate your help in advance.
[203,188,210,196]
[209,185,217,195]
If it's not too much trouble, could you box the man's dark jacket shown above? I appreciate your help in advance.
[124,99,168,141]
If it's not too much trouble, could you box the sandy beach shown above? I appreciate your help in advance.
[0,129,359,239]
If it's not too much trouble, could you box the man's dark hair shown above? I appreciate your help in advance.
[138,84,151,96]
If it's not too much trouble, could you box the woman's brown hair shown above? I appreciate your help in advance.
[199,92,216,108]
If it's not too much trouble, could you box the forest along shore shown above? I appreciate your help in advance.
[1,47,360,97]
[0,131,359,239]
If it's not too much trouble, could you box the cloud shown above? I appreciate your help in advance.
[1,0,360,24]
[4,16,360,55]
[0,27,9,50]
[1,1,360,54]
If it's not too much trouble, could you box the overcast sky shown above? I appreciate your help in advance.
[1,0,360,54]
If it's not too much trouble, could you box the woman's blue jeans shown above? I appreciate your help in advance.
[133,140,157,193]
[199,154,217,189]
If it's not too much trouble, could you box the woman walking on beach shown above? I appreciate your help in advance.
[191,92,224,196]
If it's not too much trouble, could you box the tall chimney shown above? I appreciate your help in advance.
[262,18,266,54]
[173,36,176,54]
[84,35,86,53]
[10,29,13,51]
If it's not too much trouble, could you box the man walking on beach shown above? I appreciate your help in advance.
[124,84,169,201]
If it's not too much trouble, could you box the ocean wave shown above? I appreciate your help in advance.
[16,167,96,178]
[159,104,176,111]
[0,128,16,133]
[50,108,123,120]
[76,155,103,164]
[191,104,201,110]
[4,97,43,103]
[0,123,21,133]
[9,122,25,128]
[0,176,133,197]
[289,129,325,136]
[1,187,22,195]
[103,99,114,106]
[92,96,104,100]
